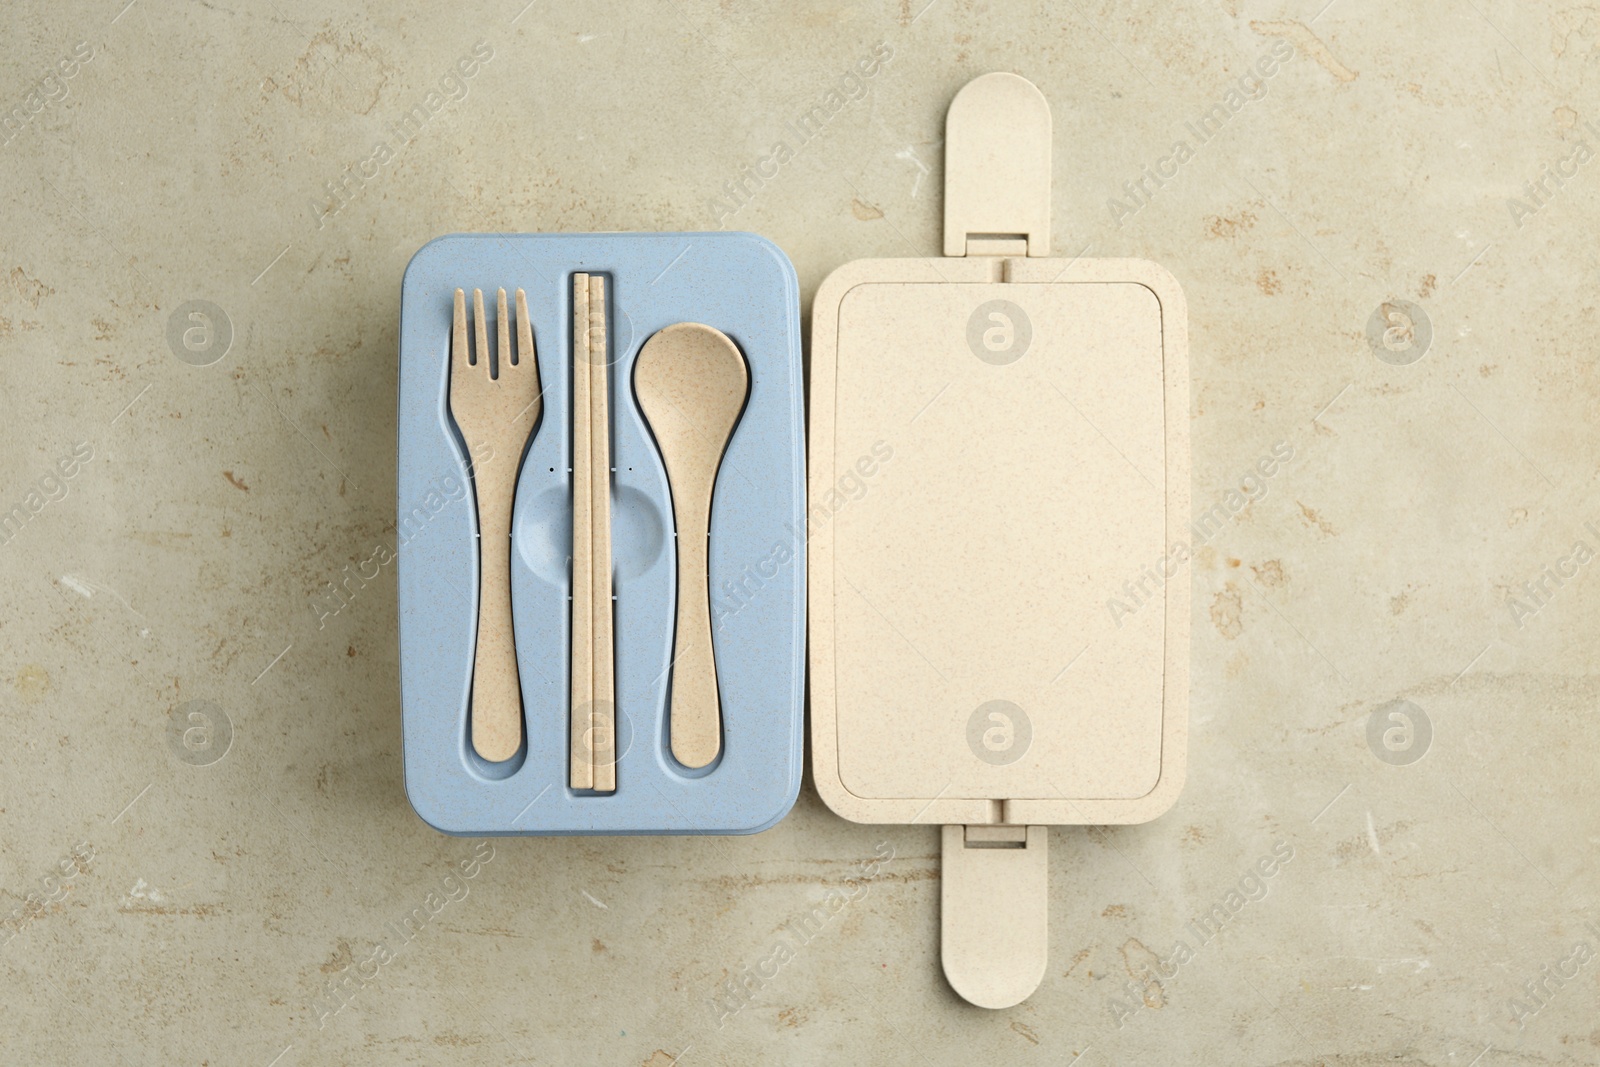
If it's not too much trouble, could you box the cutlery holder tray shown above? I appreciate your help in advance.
[397,232,805,834]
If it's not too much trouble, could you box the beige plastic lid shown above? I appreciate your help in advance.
[808,72,1190,1008]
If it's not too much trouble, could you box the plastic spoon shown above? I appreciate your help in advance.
[633,323,749,769]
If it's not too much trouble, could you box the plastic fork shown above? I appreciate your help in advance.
[450,287,543,763]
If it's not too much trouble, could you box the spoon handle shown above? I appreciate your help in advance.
[669,494,721,768]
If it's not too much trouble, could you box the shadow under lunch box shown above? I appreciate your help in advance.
[397,232,805,835]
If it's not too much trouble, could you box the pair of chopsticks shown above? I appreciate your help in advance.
[571,274,616,791]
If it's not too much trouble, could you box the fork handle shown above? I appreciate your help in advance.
[471,484,522,762]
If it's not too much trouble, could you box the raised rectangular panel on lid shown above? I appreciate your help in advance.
[831,279,1168,803]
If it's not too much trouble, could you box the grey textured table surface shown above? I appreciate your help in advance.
[4,1,1599,1064]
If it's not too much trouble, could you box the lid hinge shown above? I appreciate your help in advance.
[964,234,1031,258]
[965,822,1028,845]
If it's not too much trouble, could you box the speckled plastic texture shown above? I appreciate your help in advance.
[397,232,805,835]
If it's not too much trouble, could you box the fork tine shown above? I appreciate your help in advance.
[496,288,510,377]
[472,288,488,373]
[515,289,533,369]
[452,289,467,374]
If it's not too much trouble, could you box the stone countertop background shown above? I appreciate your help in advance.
[3,1,1599,1064]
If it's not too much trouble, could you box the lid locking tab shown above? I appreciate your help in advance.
[940,823,1049,1009]
[943,72,1053,258]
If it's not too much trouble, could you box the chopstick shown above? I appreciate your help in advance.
[570,275,594,789]
[569,273,616,792]
[589,276,616,792]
